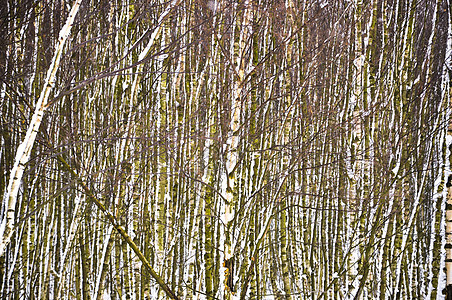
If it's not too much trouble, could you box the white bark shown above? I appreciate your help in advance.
[220,1,252,297]
[93,225,114,299]
[56,196,83,298]
[445,0,452,289]
[0,0,82,257]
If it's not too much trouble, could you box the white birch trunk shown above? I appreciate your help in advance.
[220,1,252,298]
[0,0,82,257]
[444,0,452,288]
[444,0,452,293]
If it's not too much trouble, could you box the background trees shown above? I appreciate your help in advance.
[0,0,451,299]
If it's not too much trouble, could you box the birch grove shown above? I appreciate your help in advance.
[0,0,451,299]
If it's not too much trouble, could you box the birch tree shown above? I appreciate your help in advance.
[0,0,82,258]
[0,0,451,299]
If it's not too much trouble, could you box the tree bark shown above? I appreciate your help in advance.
[0,0,82,257]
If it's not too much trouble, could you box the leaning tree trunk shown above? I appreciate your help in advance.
[0,0,82,258]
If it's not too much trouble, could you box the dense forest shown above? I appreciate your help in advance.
[1,0,451,299]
